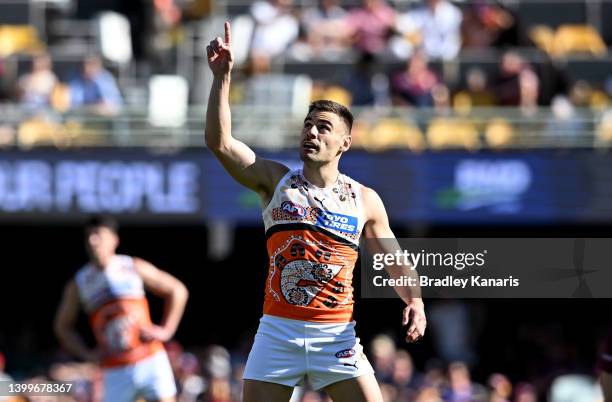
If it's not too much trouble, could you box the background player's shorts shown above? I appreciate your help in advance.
[102,350,177,402]
[243,314,374,390]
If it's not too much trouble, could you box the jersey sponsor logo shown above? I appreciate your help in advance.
[316,210,358,234]
[335,348,356,359]
[281,201,307,218]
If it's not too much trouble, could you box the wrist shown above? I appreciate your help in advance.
[408,298,424,307]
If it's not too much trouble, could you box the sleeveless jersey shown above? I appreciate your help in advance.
[262,169,366,323]
[74,255,163,368]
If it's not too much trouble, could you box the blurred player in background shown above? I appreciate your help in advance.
[54,216,189,402]
[205,22,426,402]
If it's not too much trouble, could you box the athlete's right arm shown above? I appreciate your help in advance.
[205,22,288,201]
[53,280,99,362]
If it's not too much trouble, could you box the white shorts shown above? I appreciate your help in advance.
[102,350,177,402]
[243,315,374,391]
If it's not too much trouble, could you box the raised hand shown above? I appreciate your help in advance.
[206,21,234,77]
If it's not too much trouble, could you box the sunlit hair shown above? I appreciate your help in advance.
[307,100,354,135]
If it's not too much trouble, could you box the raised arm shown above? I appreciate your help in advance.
[54,280,99,362]
[205,22,288,202]
[134,258,189,343]
[362,186,426,343]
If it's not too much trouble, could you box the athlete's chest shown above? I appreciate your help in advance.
[264,171,365,241]
[77,258,144,311]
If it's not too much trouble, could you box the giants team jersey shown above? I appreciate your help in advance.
[262,169,366,323]
[74,255,163,368]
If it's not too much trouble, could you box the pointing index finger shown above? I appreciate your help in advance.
[224,21,231,46]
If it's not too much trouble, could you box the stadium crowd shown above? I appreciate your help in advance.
[1,0,612,111]
[1,0,612,148]
[0,331,605,402]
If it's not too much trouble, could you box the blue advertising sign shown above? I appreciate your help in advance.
[0,149,610,224]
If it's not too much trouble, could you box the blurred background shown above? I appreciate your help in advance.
[0,0,611,401]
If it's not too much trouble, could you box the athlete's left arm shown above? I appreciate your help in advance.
[362,186,426,343]
[134,258,189,342]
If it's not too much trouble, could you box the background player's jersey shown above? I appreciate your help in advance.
[74,255,163,368]
[262,169,366,323]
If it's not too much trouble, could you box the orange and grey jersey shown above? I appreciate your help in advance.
[74,255,163,368]
[262,169,366,323]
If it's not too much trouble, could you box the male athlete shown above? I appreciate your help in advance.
[54,216,189,402]
[205,22,426,402]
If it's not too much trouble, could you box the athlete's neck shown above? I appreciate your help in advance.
[91,254,115,270]
[302,162,339,188]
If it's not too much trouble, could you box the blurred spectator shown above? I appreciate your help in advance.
[68,55,123,116]
[344,53,377,106]
[462,2,517,48]
[495,51,524,105]
[392,350,422,400]
[300,0,349,57]
[15,53,58,113]
[371,334,397,384]
[514,383,537,402]
[453,67,496,111]
[250,0,299,73]
[432,84,452,115]
[396,0,462,60]
[519,69,540,117]
[391,50,439,107]
[549,374,602,402]
[544,96,586,144]
[443,361,487,401]
[568,80,593,108]
[494,51,540,115]
[345,0,396,56]
[488,373,512,402]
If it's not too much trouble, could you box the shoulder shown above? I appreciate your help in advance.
[360,185,386,221]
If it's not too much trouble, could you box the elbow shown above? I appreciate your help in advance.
[179,283,189,302]
[204,129,232,155]
[170,282,189,304]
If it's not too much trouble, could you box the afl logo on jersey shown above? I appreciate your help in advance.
[335,348,356,359]
[281,201,306,218]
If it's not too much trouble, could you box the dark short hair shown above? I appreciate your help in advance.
[85,215,119,234]
[307,100,354,134]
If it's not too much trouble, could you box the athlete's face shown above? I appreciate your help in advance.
[299,111,351,164]
[85,226,119,263]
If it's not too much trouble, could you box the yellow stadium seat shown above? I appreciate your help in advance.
[0,25,44,56]
[484,118,516,149]
[552,24,607,57]
[590,90,610,111]
[529,25,555,54]
[311,85,352,107]
[18,118,67,148]
[426,117,480,150]
[366,118,425,152]
[596,111,612,144]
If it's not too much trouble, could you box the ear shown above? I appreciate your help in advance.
[339,134,352,153]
